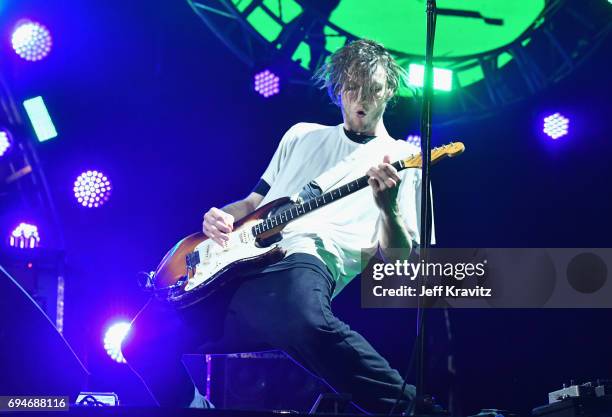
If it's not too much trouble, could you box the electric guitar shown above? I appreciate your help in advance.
[151,142,465,308]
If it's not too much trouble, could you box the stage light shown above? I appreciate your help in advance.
[11,21,52,62]
[408,64,453,92]
[23,96,57,142]
[103,322,131,364]
[73,170,112,208]
[543,112,569,139]
[9,222,40,249]
[254,69,280,98]
[0,130,11,157]
[406,134,421,147]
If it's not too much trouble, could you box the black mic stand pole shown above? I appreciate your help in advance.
[415,0,437,413]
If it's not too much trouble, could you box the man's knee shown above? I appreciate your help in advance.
[281,303,346,348]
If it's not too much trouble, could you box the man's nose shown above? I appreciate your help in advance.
[357,97,370,108]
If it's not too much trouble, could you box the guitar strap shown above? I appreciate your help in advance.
[288,136,394,204]
[310,136,394,193]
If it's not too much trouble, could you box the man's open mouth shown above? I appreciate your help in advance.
[357,110,367,117]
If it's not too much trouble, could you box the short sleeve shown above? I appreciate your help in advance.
[260,124,301,188]
[252,178,271,197]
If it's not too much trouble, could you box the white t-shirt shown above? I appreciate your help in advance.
[258,122,430,296]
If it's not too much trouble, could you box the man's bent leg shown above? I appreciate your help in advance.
[226,266,415,414]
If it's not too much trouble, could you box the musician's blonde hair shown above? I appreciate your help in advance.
[313,39,406,106]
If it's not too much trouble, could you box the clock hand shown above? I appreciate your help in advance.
[437,8,504,26]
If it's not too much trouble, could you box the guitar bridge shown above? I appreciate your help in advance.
[186,251,200,271]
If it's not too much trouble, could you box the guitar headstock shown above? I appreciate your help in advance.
[402,142,465,168]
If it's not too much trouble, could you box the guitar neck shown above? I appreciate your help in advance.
[251,160,407,237]
[249,141,465,238]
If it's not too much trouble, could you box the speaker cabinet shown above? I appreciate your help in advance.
[205,352,328,412]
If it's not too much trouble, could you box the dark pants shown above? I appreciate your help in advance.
[122,262,415,414]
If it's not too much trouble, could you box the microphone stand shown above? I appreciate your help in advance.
[416,0,437,413]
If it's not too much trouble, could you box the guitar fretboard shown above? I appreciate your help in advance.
[251,160,405,237]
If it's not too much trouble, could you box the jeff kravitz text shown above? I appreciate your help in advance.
[372,285,491,297]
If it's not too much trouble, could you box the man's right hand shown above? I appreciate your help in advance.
[203,207,234,246]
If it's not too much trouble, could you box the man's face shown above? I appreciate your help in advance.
[340,64,389,135]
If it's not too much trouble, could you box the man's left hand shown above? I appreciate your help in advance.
[367,155,401,218]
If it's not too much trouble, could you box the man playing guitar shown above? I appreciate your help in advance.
[123,39,425,414]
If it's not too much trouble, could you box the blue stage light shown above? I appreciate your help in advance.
[103,322,131,364]
[23,96,58,142]
[9,222,40,249]
[73,170,112,208]
[11,21,52,62]
[254,69,280,98]
[0,130,11,157]
[543,112,569,139]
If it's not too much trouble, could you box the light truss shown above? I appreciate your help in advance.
[188,0,611,125]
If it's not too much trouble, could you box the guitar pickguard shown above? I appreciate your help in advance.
[184,220,280,292]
